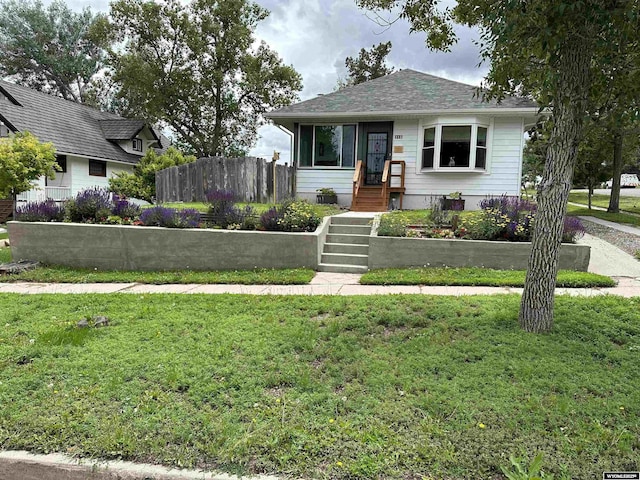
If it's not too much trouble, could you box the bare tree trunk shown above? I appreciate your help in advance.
[607,131,623,213]
[519,43,591,333]
[588,183,593,209]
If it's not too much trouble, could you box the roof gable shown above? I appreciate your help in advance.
[0,80,159,164]
[269,69,537,118]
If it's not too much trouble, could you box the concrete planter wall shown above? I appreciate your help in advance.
[8,219,330,271]
[369,235,590,271]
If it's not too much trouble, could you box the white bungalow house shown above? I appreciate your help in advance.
[0,80,165,204]
[267,69,540,211]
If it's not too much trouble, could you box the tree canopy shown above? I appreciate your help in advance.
[340,41,394,87]
[0,0,111,105]
[0,131,58,212]
[357,0,640,332]
[109,0,302,158]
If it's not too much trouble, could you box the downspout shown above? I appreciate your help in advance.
[277,124,296,198]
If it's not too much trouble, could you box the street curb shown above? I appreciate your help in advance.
[0,451,280,480]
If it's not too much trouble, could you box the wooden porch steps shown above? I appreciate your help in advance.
[317,215,373,274]
[350,186,388,212]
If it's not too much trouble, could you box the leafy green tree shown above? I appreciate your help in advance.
[108,147,196,204]
[339,41,394,88]
[522,126,548,195]
[0,0,112,105]
[0,131,58,214]
[573,122,613,209]
[109,0,302,158]
[357,0,640,332]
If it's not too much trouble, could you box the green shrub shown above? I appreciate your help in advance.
[377,212,408,237]
[278,200,320,232]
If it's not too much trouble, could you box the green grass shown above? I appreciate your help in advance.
[361,267,615,288]
[569,192,640,215]
[566,205,640,227]
[147,202,344,218]
[0,260,314,285]
[0,294,638,479]
[0,248,10,263]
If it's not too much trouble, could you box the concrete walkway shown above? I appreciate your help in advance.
[569,201,640,217]
[1,272,639,297]
[578,233,640,277]
[577,215,640,235]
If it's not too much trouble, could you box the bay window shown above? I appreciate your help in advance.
[299,124,356,168]
[421,124,489,171]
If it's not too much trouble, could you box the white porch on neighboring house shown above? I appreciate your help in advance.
[16,186,72,203]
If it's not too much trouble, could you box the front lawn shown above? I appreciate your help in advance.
[0,294,638,479]
[361,267,615,287]
[568,192,640,215]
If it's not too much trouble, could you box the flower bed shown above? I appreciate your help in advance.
[15,187,322,233]
[378,195,585,243]
[373,196,590,271]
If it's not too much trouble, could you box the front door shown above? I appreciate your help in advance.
[359,121,393,185]
[366,132,388,185]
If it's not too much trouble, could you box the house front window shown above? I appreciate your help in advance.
[299,124,356,168]
[89,159,107,177]
[132,138,143,152]
[421,123,489,171]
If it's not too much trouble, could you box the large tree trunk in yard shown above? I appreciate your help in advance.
[519,43,591,333]
[607,132,623,213]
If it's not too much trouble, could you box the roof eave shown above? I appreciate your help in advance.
[267,107,543,120]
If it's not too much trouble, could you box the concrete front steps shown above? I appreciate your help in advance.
[318,215,374,273]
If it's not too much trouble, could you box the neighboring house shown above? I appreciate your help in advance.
[0,80,165,203]
[267,69,539,211]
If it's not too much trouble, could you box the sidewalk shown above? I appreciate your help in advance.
[577,215,640,235]
[1,272,639,297]
[569,201,640,218]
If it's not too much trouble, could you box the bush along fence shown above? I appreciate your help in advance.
[155,156,294,204]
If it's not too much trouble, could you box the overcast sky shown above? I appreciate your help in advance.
[52,0,488,162]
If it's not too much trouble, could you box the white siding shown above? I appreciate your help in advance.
[69,156,134,196]
[117,139,148,156]
[393,117,524,209]
[295,116,525,209]
[296,168,354,206]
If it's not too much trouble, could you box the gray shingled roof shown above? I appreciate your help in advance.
[0,80,155,164]
[269,69,537,118]
[99,119,146,140]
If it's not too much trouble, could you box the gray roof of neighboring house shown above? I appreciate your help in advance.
[268,69,538,119]
[99,119,147,140]
[0,80,162,164]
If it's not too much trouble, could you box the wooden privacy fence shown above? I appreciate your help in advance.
[155,156,294,204]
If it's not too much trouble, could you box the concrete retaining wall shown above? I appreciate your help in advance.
[8,219,330,271]
[368,236,590,271]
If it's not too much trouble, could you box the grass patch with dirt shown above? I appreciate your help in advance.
[0,294,638,479]
[361,267,615,288]
[568,192,640,215]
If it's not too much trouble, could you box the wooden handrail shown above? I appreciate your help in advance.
[381,160,391,199]
[352,160,364,200]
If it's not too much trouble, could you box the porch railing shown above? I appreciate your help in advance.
[17,186,72,203]
[382,160,406,208]
[352,160,365,199]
